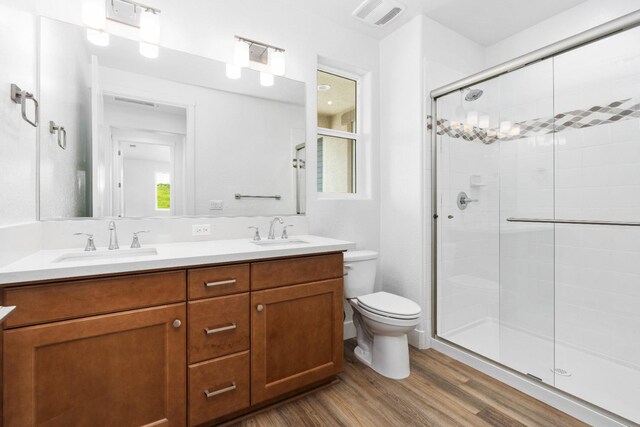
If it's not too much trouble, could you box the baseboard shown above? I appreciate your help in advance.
[343,320,356,340]
[408,328,430,349]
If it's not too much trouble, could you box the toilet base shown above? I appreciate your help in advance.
[371,334,410,379]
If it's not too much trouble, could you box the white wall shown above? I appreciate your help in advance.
[380,15,485,348]
[485,0,640,67]
[0,5,37,227]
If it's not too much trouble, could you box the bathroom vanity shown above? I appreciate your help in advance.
[0,237,351,426]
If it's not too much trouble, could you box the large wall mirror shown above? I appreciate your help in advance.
[38,18,306,220]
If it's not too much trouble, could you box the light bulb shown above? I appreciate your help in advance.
[226,63,242,79]
[479,115,490,129]
[140,11,160,44]
[139,42,159,59]
[499,121,512,138]
[234,40,250,67]
[260,71,274,87]
[270,49,285,76]
[86,28,109,46]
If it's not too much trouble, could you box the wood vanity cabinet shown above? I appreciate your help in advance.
[1,252,344,427]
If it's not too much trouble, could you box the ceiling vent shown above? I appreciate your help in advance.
[352,0,405,27]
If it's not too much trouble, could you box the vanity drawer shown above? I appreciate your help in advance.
[189,351,250,426]
[251,253,344,290]
[188,264,250,300]
[188,293,249,363]
[3,271,186,328]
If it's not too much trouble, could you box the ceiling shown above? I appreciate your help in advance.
[279,0,586,45]
[317,71,357,116]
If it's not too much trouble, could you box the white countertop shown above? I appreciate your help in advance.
[0,235,355,285]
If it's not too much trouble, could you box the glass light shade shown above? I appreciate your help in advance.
[270,49,286,76]
[139,41,159,59]
[510,125,521,136]
[226,63,242,79]
[140,11,160,44]
[234,40,250,67]
[82,1,106,30]
[479,115,490,129]
[260,71,274,87]
[466,111,479,126]
[86,28,109,47]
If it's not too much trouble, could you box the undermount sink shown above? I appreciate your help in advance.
[53,247,159,263]
[252,238,308,246]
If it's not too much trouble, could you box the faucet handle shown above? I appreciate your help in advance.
[131,230,150,249]
[248,226,261,241]
[281,225,294,239]
[74,233,96,252]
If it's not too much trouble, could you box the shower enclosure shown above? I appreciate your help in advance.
[432,15,640,425]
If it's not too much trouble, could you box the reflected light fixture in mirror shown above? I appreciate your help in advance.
[226,63,242,79]
[139,10,160,58]
[260,71,275,87]
[83,1,109,46]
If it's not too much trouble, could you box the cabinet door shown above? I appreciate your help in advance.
[251,279,343,404]
[4,303,186,427]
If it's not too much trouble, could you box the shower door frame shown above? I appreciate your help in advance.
[429,8,640,426]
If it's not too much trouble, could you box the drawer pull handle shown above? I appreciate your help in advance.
[204,382,236,398]
[204,323,236,335]
[204,279,237,288]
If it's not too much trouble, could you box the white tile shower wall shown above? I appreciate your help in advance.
[0,0,380,259]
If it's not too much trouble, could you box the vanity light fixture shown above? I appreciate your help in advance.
[82,1,109,46]
[230,36,287,85]
[82,0,162,57]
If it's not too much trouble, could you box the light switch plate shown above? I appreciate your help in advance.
[192,224,211,236]
[209,200,223,210]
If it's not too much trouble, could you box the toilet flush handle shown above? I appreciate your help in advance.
[344,264,353,276]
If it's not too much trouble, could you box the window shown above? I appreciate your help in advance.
[317,69,359,193]
[155,172,171,210]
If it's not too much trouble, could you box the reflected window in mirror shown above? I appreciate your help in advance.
[317,69,359,194]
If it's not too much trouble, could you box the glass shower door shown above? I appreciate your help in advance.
[553,26,640,423]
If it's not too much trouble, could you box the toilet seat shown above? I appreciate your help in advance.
[356,291,421,320]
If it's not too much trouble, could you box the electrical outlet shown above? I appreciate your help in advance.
[192,224,211,236]
[209,200,223,210]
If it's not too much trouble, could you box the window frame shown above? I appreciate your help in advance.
[316,65,363,198]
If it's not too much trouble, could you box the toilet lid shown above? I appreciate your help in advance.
[356,292,421,319]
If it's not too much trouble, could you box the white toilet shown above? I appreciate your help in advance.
[344,250,421,379]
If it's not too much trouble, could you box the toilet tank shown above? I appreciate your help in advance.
[343,250,378,299]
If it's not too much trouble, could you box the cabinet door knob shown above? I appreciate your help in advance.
[256,304,264,312]
[172,319,182,328]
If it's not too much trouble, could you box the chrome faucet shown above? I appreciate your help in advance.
[268,217,284,240]
[108,221,119,250]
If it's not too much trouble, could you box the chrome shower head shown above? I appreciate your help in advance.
[464,88,483,102]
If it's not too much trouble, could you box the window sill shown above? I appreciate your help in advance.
[316,193,371,201]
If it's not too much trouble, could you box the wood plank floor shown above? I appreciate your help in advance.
[232,340,588,427]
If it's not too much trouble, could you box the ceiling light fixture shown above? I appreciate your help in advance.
[139,9,160,58]
[327,101,333,105]
[317,84,331,91]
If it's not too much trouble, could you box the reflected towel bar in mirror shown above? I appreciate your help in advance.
[506,218,640,227]
[235,193,282,200]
